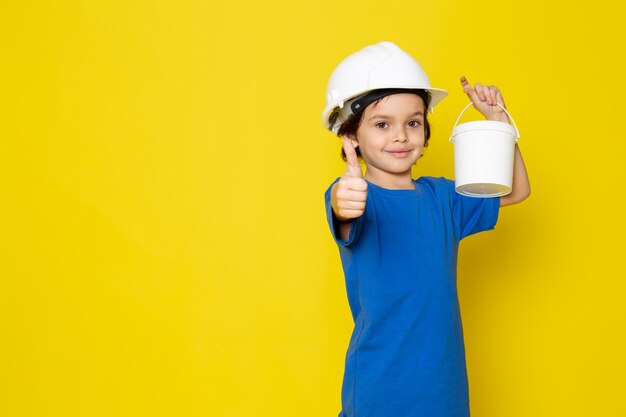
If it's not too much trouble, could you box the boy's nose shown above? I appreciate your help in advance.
[393,128,409,142]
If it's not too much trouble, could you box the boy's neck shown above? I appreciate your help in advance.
[365,171,416,190]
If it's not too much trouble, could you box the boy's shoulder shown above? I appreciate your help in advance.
[416,176,455,189]
[416,176,457,202]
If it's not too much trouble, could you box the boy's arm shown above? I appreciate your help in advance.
[500,142,530,207]
[329,137,368,242]
[459,76,530,207]
[334,213,353,242]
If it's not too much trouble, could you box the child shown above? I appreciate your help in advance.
[323,42,530,417]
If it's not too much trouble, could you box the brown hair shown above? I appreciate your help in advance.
[336,89,432,161]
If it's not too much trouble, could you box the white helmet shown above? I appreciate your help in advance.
[322,41,448,133]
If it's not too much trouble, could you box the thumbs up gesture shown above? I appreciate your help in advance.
[331,137,368,222]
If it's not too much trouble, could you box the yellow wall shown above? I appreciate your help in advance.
[2,1,625,416]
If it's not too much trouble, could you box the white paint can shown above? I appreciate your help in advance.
[449,102,520,197]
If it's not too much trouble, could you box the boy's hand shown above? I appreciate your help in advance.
[460,76,510,123]
[331,137,368,221]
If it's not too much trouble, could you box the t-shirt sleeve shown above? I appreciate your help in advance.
[452,184,500,240]
[324,177,365,247]
[435,177,500,240]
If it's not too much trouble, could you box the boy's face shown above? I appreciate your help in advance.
[349,93,426,182]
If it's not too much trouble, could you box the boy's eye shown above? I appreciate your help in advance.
[375,122,388,128]
[408,120,421,127]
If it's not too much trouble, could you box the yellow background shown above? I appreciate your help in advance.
[2,0,625,416]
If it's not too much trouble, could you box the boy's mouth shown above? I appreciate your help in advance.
[386,149,412,158]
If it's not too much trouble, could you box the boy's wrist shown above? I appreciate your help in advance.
[333,209,351,223]
[487,114,510,123]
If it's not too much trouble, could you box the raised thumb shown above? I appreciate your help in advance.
[342,137,363,178]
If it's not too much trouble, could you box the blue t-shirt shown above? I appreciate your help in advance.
[324,176,500,417]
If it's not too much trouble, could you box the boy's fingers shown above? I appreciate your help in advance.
[460,75,479,101]
[342,137,363,178]
[484,86,494,105]
[489,86,498,105]
[338,197,367,209]
[496,89,506,108]
[475,82,487,101]
[342,179,368,193]
[460,75,470,87]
